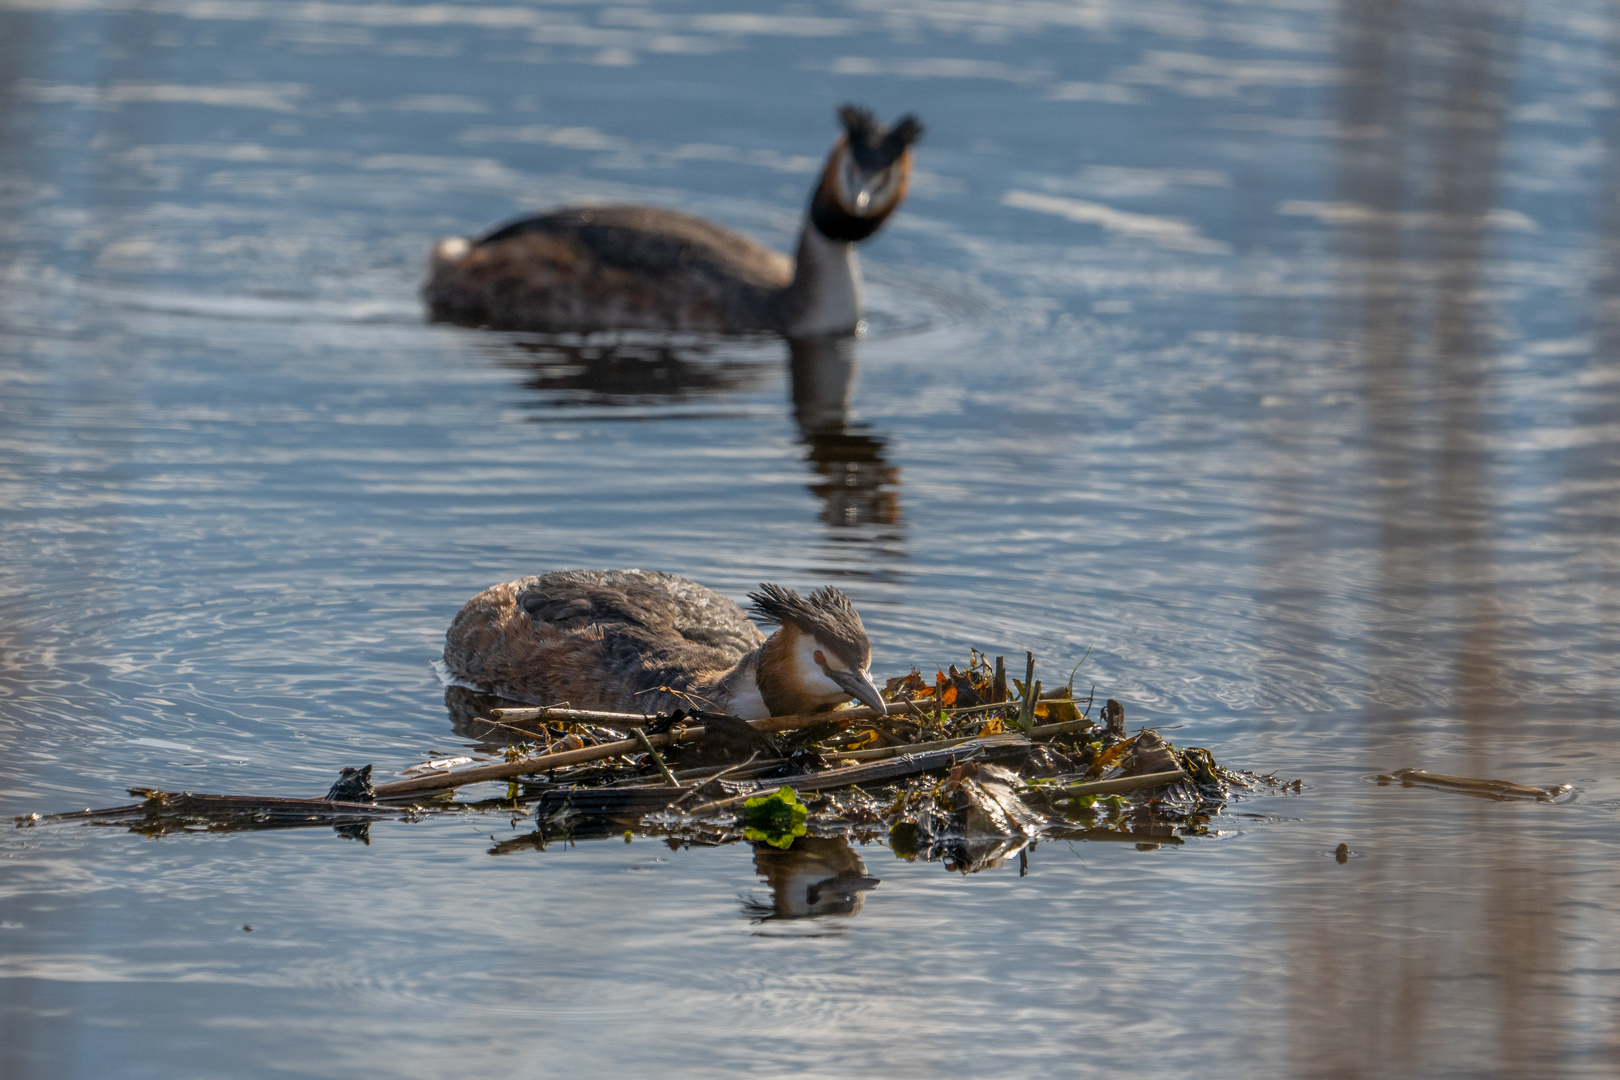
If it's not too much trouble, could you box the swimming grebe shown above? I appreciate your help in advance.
[442,569,885,719]
[423,105,923,337]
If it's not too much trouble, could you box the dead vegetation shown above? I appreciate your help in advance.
[18,652,1271,869]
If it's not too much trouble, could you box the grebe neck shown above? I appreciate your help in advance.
[781,224,861,338]
[695,646,770,720]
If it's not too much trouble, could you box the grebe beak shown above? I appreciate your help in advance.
[837,150,900,219]
[832,667,886,713]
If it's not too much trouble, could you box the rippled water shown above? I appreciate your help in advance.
[4,0,1620,1075]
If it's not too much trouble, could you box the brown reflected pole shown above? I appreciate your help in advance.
[1266,0,1608,1076]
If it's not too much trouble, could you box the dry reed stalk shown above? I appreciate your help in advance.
[485,706,658,725]
[630,727,680,787]
[372,702,1094,800]
[374,704,878,798]
[1038,769,1188,797]
[827,718,1092,764]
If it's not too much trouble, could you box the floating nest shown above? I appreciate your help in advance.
[20,651,1282,869]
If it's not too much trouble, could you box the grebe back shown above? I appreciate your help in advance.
[424,105,922,337]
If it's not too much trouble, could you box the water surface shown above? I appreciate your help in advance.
[3,0,1620,1075]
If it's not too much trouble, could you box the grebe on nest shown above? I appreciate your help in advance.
[424,105,922,337]
[443,569,885,719]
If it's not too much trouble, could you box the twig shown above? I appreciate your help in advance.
[376,703,879,798]
[1031,770,1188,798]
[1029,718,1095,739]
[879,697,1085,721]
[467,715,558,743]
[1056,827,1185,846]
[630,727,680,787]
[670,753,761,807]
[680,733,1030,817]
[486,706,658,725]
[829,734,983,762]
[372,700,1093,799]
[1378,768,1568,802]
[1016,651,1038,734]
[828,718,1094,764]
[671,752,767,784]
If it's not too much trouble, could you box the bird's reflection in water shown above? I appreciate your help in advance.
[744,835,881,922]
[488,336,768,408]
[788,335,901,532]
[483,333,902,536]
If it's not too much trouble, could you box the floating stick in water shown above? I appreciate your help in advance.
[1377,768,1570,802]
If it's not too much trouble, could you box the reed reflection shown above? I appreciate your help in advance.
[1584,14,1620,726]
[1273,0,1613,1074]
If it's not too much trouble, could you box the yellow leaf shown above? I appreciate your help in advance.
[1043,699,1080,723]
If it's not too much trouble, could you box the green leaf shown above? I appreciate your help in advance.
[742,786,809,850]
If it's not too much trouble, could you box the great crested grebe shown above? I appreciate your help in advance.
[442,569,885,719]
[423,105,922,337]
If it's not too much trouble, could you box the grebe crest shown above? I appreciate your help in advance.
[442,570,885,719]
[813,106,924,242]
[423,105,922,337]
[747,583,883,716]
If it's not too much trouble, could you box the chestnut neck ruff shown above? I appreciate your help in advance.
[808,149,911,243]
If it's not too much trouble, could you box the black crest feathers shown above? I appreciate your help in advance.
[748,584,870,667]
[838,104,924,171]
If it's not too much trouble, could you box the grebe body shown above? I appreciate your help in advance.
[442,569,884,718]
[427,207,792,335]
[424,106,921,337]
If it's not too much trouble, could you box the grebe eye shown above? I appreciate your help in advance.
[814,649,827,666]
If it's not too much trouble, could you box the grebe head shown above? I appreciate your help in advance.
[810,105,924,243]
[748,583,886,713]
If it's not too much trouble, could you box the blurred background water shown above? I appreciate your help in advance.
[2,0,1620,1075]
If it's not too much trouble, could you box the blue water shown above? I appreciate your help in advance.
[4,0,1620,1075]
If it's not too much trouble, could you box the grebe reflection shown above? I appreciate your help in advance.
[488,333,901,531]
[488,337,766,408]
[789,335,901,530]
[745,835,880,920]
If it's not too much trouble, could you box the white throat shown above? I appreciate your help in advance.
[718,651,770,720]
[784,225,861,338]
